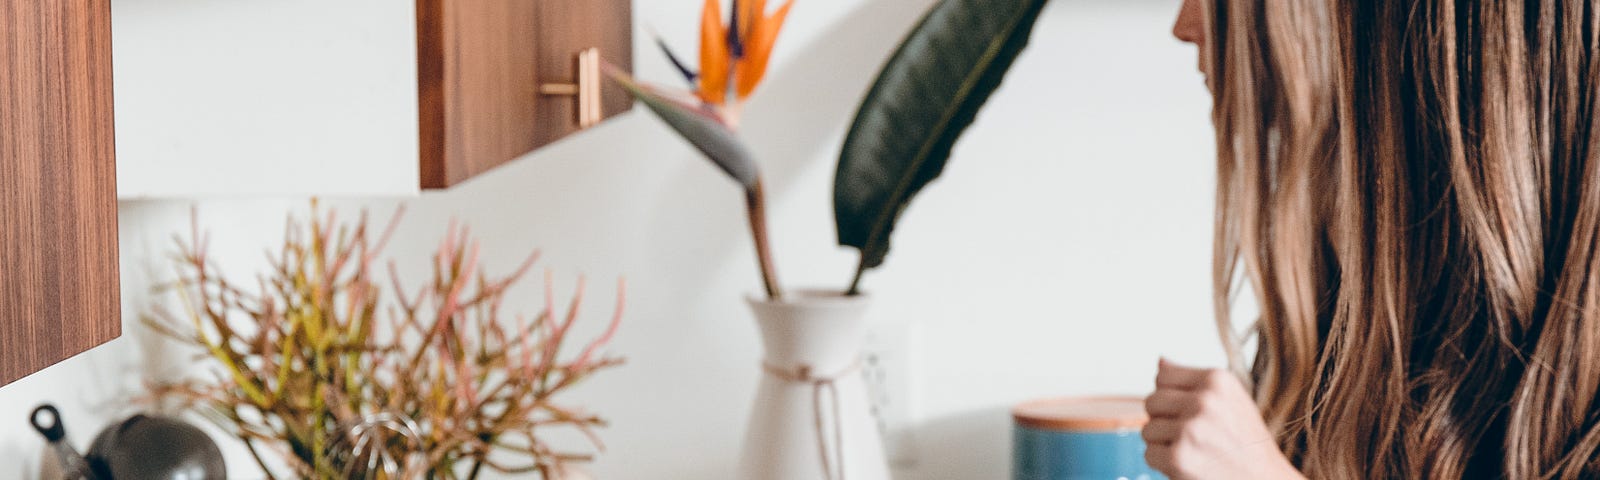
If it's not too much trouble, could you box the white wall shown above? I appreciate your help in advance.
[0,0,1222,478]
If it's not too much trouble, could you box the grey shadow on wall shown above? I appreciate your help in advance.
[117,200,212,402]
[0,439,37,480]
[896,406,1013,480]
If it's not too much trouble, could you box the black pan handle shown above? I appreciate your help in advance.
[31,404,66,443]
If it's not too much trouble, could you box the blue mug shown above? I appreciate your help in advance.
[1012,396,1166,480]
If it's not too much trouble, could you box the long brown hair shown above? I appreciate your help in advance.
[1207,0,1600,477]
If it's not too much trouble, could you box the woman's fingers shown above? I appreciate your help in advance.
[1155,358,1214,390]
[1143,442,1180,478]
[1144,389,1196,418]
[1142,418,1184,444]
[1141,358,1305,480]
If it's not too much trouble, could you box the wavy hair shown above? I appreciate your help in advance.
[1207,0,1600,477]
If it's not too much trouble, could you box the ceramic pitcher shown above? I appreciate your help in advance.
[739,290,891,480]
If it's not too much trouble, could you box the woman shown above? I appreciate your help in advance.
[1145,0,1600,478]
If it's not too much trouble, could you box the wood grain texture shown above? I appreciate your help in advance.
[0,0,121,387]
[417,0,633,189]
[534,0,633,147]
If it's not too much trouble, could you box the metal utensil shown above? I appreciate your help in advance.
[30,405,100,480]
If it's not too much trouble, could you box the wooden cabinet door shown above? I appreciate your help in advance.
[416,0,539,189]
[0,0,121,387]
[534,0,634,148]
[417,0,633,189]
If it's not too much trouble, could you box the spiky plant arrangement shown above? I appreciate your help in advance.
[147,206,624,480]
[609,0,794,300]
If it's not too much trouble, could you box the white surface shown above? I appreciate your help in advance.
[1,1,1223,478]
[863,317,918,466]
[112,0,421,198]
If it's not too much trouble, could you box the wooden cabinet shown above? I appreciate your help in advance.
[113,0,633,197]
[1,0,122,387]
[417,0,634,188]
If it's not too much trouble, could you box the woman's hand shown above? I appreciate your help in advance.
[1141,359,1304,480]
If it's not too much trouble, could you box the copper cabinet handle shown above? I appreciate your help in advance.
[539,48,602,129]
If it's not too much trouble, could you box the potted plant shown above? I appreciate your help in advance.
[611,0,1050,477]
[148,206,624,480]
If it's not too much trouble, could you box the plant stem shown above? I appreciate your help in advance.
[745,179,783,300]
[846,260,866,296]
[242,437,281,480]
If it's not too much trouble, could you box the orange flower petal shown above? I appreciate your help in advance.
[734,0,793,99]
[699,0,730,105]
[739,0,766,47]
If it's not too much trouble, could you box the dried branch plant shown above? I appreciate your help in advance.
[146,205,624,480]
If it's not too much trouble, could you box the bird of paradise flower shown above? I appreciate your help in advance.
[608,0,796,300]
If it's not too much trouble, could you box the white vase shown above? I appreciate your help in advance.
[739,290,891,480]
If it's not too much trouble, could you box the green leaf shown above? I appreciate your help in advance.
[833,0,1050,288]
[608,69,760,189]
